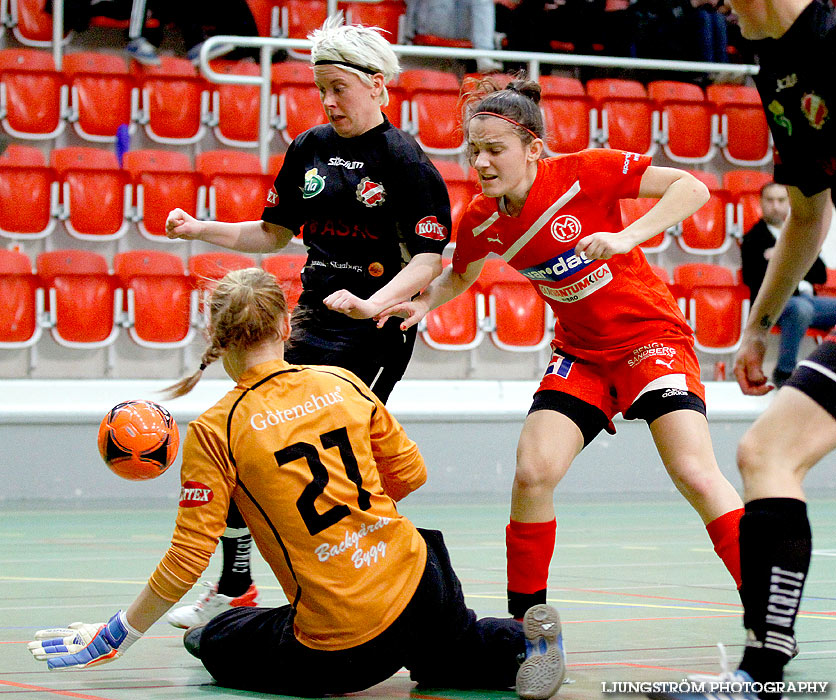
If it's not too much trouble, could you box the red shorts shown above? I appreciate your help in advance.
[537,334,705,430]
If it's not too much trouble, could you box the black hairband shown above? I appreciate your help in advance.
[313,59,380,75]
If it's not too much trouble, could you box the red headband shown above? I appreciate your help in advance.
[470,111,540,140]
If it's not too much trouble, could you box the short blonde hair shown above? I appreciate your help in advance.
[309,13,400,106]
[163,268,289,398]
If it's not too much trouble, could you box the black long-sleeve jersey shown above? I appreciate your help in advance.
[262,117,452,341]
[752,0,836,197]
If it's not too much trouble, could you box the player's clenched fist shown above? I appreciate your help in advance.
[28,611,141,670]
[166,208,203,240]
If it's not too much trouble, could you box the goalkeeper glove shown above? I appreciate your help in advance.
[28,611,142,670]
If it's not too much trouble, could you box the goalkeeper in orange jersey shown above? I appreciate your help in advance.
[28,267,565,700]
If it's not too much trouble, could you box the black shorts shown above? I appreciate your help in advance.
[529,388,706,447]
[785,340,836,421]
[286,307,416,405]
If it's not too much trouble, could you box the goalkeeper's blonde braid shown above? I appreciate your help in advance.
[163,268,289,399]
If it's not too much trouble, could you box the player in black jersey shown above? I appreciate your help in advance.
[651,2,836,698]
[164,15,451,629]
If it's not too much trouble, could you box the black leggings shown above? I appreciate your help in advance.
[199,529,524,696]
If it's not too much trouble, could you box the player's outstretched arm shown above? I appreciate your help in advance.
[28,585,174,670]
[29,612,142,670]
[324,253,443,320]
[377,259,484,330]
[165,208,294,253]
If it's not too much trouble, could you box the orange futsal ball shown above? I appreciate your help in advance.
[97,400,180,480]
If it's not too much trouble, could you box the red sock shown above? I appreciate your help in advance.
[706,508,743,589]
[506,518,556,618]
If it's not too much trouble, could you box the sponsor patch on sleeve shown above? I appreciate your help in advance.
[179,480,214,507]
[265,186,278,208]
[415,215,448,241]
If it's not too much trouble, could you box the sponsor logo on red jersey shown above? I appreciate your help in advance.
[550,214,582,243]
[179,481,214,507]
[539,264,612,303]
[265,186,278,207]
[415,216,448,240]
[356,178,385,207]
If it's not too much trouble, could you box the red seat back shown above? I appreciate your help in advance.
[480,258,547,348]
[211,60,262,145]
[0,249,39,344]
[648,80,713,161]
[51,147,128,237]
[37,250,117,343]
[541,95,592,155]
[135,57,207,142]
[63,52,134,139]
[114,251,193,344]
[262,254,306,309]
[0,48,63,137]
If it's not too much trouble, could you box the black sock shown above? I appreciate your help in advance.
[217,527,253,597]
[217,501,253,597]
[738,498,811,688]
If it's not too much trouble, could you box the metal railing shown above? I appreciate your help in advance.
[198,35,759,170]
[45,0,760,171]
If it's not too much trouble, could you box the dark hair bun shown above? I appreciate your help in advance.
[507,79,542,105]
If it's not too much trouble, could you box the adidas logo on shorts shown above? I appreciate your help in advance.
[661,388,688,398]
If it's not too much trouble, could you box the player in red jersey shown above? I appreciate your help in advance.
[381,78,745,619]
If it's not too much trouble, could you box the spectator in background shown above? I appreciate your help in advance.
[404,0,502,73]
[690,0,729,63]
[741,182,834,387]
[125,0,258,65]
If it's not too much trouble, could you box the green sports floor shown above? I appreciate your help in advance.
[2,496,835,699]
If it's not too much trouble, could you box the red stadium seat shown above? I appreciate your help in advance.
[7,0,71,46]
[0,48,67,140]
[196,150,275,224]
[37,249,122,348]
[479,258,552,352]
[0,144,58,240]
[114,250,198,348]
[280,0,329,59]
[540,93,595,156]
[707,84,772,166]
[620,197,672,254]
[0,249,43,348]
[272,61,327,144]
[133,57,209,145]
[723,170,773,237]
[419,261,484,350]
[340,1,404,43]
[585,78,656,155]
[246,0,282,37]
[676,170,734,255]
[401,69,465,155]
[123,149,203,241]
[51,147,130,240]
[537,76,593,156]
[648,80,716,164]
[421,288,485,351]
[190,251,257,323]
[673,263,749,354]
[262,253,306,310]
[432,159,476,244]
[209,60,265,148]
[62,52,136,143]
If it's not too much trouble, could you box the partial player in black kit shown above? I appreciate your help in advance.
[652,2,836,698]
[164,14,451,629]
